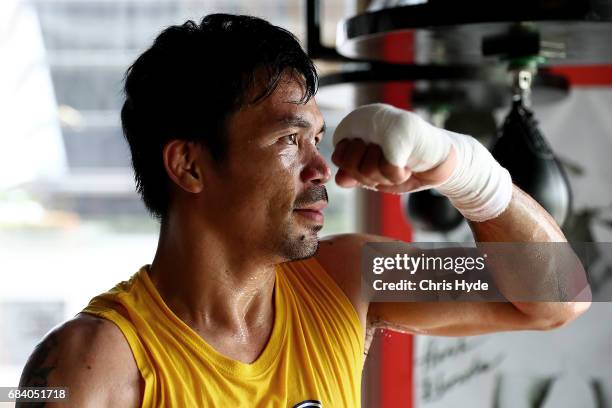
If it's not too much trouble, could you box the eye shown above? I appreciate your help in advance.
[285,133,298,145]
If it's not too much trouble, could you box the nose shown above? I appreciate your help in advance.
[300,149,332,186]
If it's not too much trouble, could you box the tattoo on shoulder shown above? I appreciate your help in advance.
[19,331,59,388]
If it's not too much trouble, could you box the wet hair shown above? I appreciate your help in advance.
[121,14,318,221]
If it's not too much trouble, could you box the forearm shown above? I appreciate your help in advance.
[468,184,564,243]
[468,184,590,324]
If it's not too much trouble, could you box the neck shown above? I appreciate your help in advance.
[148,215,277,336]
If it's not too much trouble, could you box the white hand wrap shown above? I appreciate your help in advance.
[333,103,513,222]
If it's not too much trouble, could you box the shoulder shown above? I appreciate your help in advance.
[316,233,396,269]
[314,233,396,331]
[18,313,141,407]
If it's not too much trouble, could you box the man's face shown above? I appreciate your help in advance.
[201,75,331,263]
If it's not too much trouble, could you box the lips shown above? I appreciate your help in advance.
[294,201,327,212]
[293,201,327,223]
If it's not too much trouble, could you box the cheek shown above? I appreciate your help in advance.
[260,161,303,217]
[255,147,302,189]
[226,157,300,213]
[224,145,303,213]
[264,163,301,210]
[278,148,299,170]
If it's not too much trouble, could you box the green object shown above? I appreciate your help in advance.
[507,55,546,71]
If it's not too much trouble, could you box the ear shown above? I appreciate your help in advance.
[162,140,204,194]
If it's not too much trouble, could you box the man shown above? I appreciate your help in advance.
[18,14,589,407]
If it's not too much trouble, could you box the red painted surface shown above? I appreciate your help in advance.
[549,65,612,86]
[380,79,415,243]
[380,330,414,408]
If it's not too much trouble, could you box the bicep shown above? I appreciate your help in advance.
[368,301,550,337]
[316,234,544,339]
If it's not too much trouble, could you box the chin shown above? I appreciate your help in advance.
[280,224,322,262]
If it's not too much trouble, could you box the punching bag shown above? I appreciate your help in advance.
[406,190,464,232]
[491,100,572,226]
[405,109,496,233]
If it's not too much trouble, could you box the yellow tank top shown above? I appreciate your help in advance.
[81,258,364,407]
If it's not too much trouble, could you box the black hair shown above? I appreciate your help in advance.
[121,14,318,221]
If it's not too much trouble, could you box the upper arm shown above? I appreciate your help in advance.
[316,233,582,339]
[18,313,141,408]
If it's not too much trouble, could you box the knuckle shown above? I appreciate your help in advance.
[380,164,403,182]
[346,148,366,168]
[359,161,378,179]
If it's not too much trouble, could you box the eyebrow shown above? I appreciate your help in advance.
[280,115,326,134]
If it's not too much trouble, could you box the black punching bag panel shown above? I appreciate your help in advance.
[491,101,572,226]
[406,189,465,232]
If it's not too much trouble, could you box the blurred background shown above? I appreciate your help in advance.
[1,0,612,407]
[0,0,357,395]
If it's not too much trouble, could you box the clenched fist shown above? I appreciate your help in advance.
[330,104,513,223]
[331,138,457,194]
